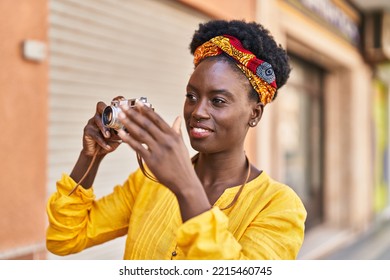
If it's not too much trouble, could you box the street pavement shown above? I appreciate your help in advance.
[323,218,390,260]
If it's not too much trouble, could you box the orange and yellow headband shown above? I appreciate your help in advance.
[194,35,277,105]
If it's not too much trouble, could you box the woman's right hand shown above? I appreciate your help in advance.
[82,99,123,157]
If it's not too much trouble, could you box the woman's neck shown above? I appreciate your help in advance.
[194,151,249,189]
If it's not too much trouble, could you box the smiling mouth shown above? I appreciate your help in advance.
[190,126,213,138]
[192,127,211,133]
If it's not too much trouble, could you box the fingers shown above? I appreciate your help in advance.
[117,129,150,159]
[83,125,122,156]
[117,105,159,153]
[119,103,169,143]
[82,101,124,155]
[133,100,172,134]
[172,116,182,135]
[95,101,111,138]
[112,96,126,101]
[96,101,108,114]
[117,102,180,155]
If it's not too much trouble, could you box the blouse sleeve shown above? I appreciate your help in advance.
[46,172,138,256]
[176,187,307,260]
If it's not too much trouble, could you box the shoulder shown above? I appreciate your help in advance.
[245,171,306,213]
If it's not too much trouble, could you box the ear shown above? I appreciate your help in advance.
[248,102,264,127]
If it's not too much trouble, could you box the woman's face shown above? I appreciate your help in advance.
[184,58,260,154]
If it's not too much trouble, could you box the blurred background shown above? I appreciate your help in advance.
[1,0,390,260]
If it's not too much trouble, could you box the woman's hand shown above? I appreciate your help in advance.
[116,101,192,189]
[116,101,211,221]
[70,97,125,189]
[82,98,123,157]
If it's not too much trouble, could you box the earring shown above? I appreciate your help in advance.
[249,121,256,127]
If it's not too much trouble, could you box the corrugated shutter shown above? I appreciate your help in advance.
[47,0,209,259]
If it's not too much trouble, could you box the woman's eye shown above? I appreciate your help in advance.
[212,98,226,105]
[185,93,197,102]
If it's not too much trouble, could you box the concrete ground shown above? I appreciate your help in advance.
[323,218,390,260]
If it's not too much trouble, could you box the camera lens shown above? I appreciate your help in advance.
[102,106,122,130]
[102,106,113,126]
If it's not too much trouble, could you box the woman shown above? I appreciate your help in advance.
[46,19,306,259]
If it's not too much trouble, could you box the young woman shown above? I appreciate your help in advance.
[46,19,306,259]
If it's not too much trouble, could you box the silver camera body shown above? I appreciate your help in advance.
[102,97,153,131]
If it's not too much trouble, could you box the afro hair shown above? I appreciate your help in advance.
[190,20,291,101]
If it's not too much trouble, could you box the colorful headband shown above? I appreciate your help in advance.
[193,35,277,105]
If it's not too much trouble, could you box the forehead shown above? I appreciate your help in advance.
[188,58,250,93]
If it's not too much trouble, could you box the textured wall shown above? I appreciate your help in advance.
[0,0,48,259]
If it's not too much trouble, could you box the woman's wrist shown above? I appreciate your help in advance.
[174,180,211,222]
[70,150,104,189]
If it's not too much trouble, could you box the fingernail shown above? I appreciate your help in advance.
[117,129,126,138]
[121,104,130,111]
[135,100,145,107]
[118,111,126,119]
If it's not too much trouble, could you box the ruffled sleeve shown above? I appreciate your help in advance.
[46,172,136,256]
[46,174,95,255]
[176,206,242,259]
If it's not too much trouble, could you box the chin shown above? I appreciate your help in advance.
[189,141,208,154]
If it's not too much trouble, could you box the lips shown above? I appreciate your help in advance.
[189,123,213,139]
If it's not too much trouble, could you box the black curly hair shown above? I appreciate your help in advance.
[190,20,291,102]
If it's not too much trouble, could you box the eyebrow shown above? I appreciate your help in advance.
[186,83,235,98]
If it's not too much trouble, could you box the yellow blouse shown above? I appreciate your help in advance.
[46,168,306,259]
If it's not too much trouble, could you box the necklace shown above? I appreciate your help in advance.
[219,155,251,210]
[190,153,251,210]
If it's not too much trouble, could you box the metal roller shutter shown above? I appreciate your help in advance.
[47,0,209,259]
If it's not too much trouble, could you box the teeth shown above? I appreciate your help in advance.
[193,127,209,133]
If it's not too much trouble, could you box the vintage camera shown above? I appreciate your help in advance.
[102,97,153,131]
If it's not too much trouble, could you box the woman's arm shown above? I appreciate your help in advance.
[70,100,123,189]
[117,102,212,222]
[46,98,128,255]
[46,172,139,256]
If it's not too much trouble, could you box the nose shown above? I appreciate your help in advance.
[191,98,210,121]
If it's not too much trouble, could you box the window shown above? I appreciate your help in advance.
[278,56,325,229]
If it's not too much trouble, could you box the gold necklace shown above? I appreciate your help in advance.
[220,155,251,210]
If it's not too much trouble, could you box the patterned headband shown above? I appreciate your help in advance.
[193,35,277,105]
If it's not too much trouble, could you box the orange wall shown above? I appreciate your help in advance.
[0,0,254,259]
[0,0,48,259]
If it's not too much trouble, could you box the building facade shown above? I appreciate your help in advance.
[1,0,389,260]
